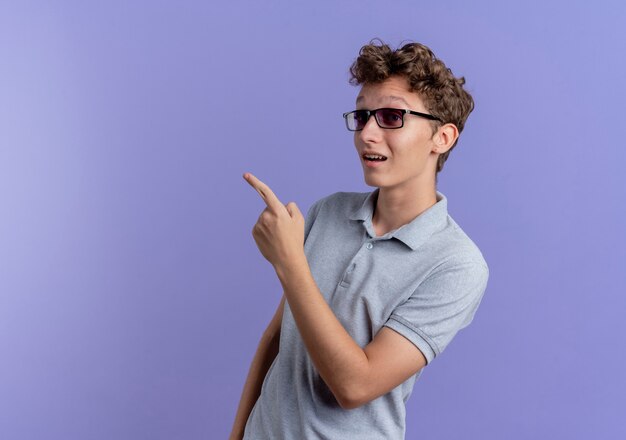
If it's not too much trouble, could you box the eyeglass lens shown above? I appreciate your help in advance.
[347,109,404,130]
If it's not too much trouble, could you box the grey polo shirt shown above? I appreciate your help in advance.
[244,188,489,440]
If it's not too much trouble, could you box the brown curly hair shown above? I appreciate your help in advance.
[349,39,474,175]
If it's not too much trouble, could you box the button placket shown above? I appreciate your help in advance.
[339,260,357,287]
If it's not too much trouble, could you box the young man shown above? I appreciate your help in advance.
[230,40,489,440]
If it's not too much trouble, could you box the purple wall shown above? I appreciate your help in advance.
[1,1,624,439]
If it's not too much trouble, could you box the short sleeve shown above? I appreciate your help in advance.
[304,197,325,245]
[384,260,489,365]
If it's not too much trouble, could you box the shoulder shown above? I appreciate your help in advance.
[428,214,489,276]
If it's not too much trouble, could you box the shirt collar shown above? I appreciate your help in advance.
[348,187,449,251]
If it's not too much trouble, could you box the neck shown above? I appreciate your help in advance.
[372,180,438,236]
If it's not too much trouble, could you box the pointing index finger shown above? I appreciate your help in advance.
[243,172,284,212]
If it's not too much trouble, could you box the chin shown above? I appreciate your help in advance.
[363,175,386,188]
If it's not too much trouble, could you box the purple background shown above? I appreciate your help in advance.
[1,1,625,439]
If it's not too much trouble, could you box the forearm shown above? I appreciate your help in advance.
[229,331,280,440]
[274,254,369,407]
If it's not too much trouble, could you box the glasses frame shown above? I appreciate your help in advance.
[342,107,442,131]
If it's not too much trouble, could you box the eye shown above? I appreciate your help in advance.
[379,109,403,126]
[353,110,369,124]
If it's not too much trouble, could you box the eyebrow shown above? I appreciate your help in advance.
[355,95,411,107]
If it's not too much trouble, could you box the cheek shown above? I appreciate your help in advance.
[389,134,421,155]
[390,136,432,165]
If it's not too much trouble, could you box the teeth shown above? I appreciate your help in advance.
[365,154,386,160]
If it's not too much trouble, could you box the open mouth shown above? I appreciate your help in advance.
[362,154,388,162]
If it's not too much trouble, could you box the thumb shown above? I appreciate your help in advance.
[285,201,301,218]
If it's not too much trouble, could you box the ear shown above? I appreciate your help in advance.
[432,123,459,154]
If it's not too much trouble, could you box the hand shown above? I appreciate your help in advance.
[243,172,305,269]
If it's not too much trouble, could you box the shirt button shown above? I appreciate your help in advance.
[366,243,374,250]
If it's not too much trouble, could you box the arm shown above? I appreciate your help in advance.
[275,258,426,410]
[277,256,489,409]
[229,295,286,440]
[242,173,426,410]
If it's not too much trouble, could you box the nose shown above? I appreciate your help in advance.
[358,113,383,143]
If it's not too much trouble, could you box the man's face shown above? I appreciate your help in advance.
[354,75,440,190]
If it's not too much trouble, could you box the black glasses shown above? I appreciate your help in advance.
[342,108,441,131]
